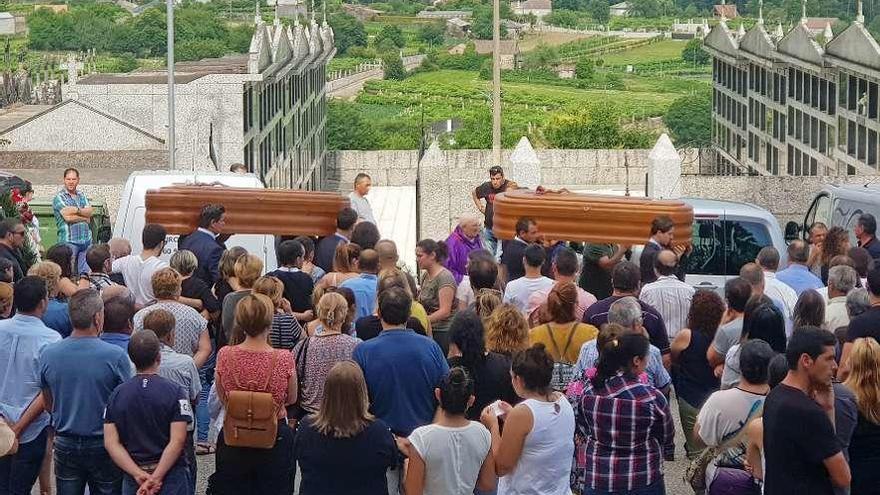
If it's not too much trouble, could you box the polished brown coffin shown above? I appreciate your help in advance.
[492,190,693,245]
[145,185,349,236]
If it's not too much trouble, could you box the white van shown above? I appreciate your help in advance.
[113,171,277,272]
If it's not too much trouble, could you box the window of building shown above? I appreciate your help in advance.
[870,129,878,167]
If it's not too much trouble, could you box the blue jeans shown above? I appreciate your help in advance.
[196,353,215,444]
[481,228,500,260]
[583,477,665,495]
[122,463,189,495]
[54,435,121,495]
[0,426,48,495]
[68,242,91,276]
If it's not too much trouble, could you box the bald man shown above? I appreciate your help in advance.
[376,239,418,295]
[639,250,695,338]
[444,215,484,284]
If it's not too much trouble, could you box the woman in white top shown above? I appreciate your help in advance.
[480,343,575,495]
[404,367,495,495]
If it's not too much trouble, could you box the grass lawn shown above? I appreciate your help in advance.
[520,32,598,51]
[600,39,688,66]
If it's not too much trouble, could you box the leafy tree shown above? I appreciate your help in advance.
[522,43,559,70]
[327,101,378,150]
[129,8,167,56]
[544,106,626,148]
[628,0,671,17]
[544,9,581,28]
[554,0,586,11]
[575,58,594,79]
[663,92,711,146]
[227,24,256,53]
[175,6,227,43]
[471,7,508,39]
[329,13,368,55]
[375,24,405,48]
[587,0,610,23]
[176,39,228,61]
[681,37,709,65]
[419,22,445,46]
[382,53,406,80]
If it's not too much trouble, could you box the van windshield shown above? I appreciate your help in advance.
[683,219,773,276]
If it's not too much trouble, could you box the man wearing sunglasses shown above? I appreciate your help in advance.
[0,218,26,282]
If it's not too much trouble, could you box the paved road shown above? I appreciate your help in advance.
[328,56,426,99]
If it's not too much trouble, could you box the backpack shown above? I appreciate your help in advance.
[223,352,280,449]
[544,322,578,392]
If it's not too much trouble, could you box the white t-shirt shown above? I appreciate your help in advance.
[503,276,554,315]
[696,387,766,486]
[457,275,475,308]
[112,255,168,306]
[408,422,491,495]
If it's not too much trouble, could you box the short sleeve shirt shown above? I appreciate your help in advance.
[579,244,615,300]
[475,180,509,229]
[763,384,841,495]
[52,189,91,244]
[216,346,295,411]
[418,269,458,332]
[181,276,221,313]
[712,317,743,357]
[104,374,192,465]
[133,301,207,358]
[158,345,202,401]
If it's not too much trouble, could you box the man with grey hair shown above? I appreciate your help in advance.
[38,288,132,493]
[825,265,858,332]
[573,296,671,393]
[349,173,376,224]
[756,246,797,318]
[444,214,484,284]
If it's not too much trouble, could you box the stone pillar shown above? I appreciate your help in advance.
[647,133,682,199]
[417,141,451,241]
[508,136,541,189]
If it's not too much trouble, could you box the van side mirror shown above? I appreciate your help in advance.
[784,221,801,243]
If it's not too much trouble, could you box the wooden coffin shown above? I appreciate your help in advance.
[492,190,693,245]
[145,185,349,236]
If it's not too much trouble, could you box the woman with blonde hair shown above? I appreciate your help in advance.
[485,303,530,356]
[317,243,361,289]
[209,293,297,494]
[305,286,356,337]
[290,292,360,419]
[28,261,73,337]
[221,253,264,345]
[844,337,880,494]
[0,282,11,319]
[294,361,396,495]
[253,275,303,350]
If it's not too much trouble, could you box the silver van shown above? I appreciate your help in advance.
[787,184,880,244]
[633,198,787,293]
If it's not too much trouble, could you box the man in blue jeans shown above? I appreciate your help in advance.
[104,330,192,495]
[39,288,132,495]
[52,168,93,276]
[0,276,61,494]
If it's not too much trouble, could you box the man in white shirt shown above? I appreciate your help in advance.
[825,265,857,332]
[503,244,555,315]
[348,173,376,225]
[112,224,168,306]
[639,250,694,338]
[756,246,797,318]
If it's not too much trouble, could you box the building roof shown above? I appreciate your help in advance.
[76,55,250,85]
[803,17,838,31]
[519,0,551,10]
[473,40,519,55]
[610,2,629,8]
[713,4,738,18]
[777,21,824,66]
[446,17,471,27]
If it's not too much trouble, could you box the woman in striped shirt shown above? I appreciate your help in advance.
[253,275,304,350]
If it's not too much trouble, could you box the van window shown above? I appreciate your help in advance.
[683,219,725,276]
[805,194,832,232]
[726,220,772,274]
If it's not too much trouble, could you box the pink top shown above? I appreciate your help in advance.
[216,346,295,413]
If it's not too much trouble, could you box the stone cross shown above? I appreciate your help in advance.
[59,54,83,85]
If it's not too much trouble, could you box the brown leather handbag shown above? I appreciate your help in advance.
[224,352,279,449]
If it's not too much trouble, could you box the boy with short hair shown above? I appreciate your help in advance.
[103,330,192,495]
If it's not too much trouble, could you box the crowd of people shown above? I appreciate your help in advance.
[1,166,879,495]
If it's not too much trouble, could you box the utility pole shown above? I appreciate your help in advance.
[492,0,501,166]
[166,0,176,169]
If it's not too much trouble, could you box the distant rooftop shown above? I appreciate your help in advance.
[518,0,551,10]
[76,55,249,85]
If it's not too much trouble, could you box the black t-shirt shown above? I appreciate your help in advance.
[104,374,192,465]
[448,352,519,421]
[500,239,528,282]
[181,276,221,313]
[294,416,396,495]
[475,180,509,229]
[267,269,314,315]
[763,384,841,495]
[355,315,426,341]
[846,306,880,343]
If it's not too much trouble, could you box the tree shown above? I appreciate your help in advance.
[681,38,709,65]
[375,24,405,48]
[544,9,581,28]
[129,8,167,56]
[554,0,586,11]
[471,7,508,39]
[329,13,368,55]
[382,53,406,80]
[628,0,671,17]
[419,22,445,46]
[544,106,626,148]
[177,39,228,61]
[523,43,559,69]
[587,0,610,23]
[575,58,594,79]
[327,102,378,150]
[664,92,712,146]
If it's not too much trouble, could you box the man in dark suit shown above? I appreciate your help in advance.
[640,215,687,284]
[179,204,226,285]
[500,217,539,283]
[0,218,25,281]
[314,207,358,273]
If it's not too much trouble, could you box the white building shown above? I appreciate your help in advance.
[513,0,551,19]
[62,14,335,190]
[610,2,630,17]
[0,13,26,36]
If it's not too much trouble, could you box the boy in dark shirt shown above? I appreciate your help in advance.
[104,330,192,495]
[267,240,315,326]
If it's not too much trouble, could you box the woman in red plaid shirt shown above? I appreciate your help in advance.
[572,333,675,495]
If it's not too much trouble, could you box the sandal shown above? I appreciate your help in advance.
[195,442,216,455]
